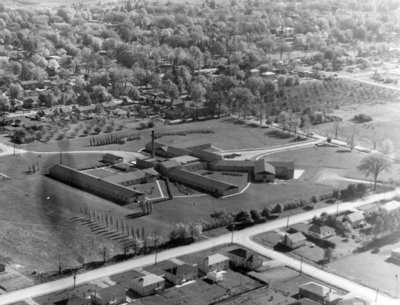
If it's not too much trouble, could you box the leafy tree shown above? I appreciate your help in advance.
[161,80,179,108]
[235,210,252,223]
[358,153,391,190]
[9,84,23,101]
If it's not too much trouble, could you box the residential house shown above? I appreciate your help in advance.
[198,253,229,274]
[91,284,126,305]
[268,161,295,179]
[103,153,123,164]
[343,212,365,228]
[227,248,263,270]
[253,159,275,182]
[127,273,165,296]
[299,282,342,305]
[163,260,197,285]
[308,225,336,239]
[282,232,306,249]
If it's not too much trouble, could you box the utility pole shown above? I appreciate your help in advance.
[154,231,159,266]
[286,215,290,229]
[396,274,398,298]
[73,271,77,289]
[300,256,303,275]
[375,288,379,304]
[59,148,62,164]
[336,201,339,217]
[231,223,235,245]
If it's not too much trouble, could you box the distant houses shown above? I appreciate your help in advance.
[90,284,126,305]
[127,273,165,296]
[308,225,336,239]
[343,212,365,228]
[162,259,198,285]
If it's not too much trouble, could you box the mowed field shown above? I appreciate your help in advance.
[313,99,400,153]
[18,117,297,153]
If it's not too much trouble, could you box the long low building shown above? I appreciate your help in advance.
[48,164,145,205]
[167,167,239,196]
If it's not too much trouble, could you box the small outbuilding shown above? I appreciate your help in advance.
[103,153,123,164]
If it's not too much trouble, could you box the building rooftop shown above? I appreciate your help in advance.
[170,155,199,165]
[286,232,306,243]
[130,274,165,287]
[253,159,276,175]
[299,282,331,297]
[160,159,181,171]
[381,200,400,212]
[309,224,335,235]
[345,212,365,223]
[96,284,126,301]
[268,161,295,170]
[206,253,229,265]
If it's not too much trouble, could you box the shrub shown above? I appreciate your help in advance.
[353,114,373,123]
[311,195,318,204]
[147,121,155,128]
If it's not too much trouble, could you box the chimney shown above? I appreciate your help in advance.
[151,130,155,158]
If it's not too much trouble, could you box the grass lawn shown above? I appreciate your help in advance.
[328,240,400,297]
[15,117,297,153]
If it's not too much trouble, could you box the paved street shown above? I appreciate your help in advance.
[0,189,399,305]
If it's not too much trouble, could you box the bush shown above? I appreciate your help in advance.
[353,114,373,123]
[147,121,155,128]
[311,195,318,204]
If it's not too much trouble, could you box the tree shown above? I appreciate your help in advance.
[357,153,391,190]
[323,247,334,263]
[161,80,179,108]
[9,84,23,101]
[235,210,252,223]
[378,138,394,157]
[229,87,254,119]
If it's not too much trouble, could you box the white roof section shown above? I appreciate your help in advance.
[381,200,400,211]
[207,253,229,265]
[133,273,165,286]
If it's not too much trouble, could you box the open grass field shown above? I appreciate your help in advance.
[328,241,400,298]
[16,117,297,153]
[312,99,400,154]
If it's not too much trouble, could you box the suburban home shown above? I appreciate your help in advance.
[91,284,126,305]
[282,232,306,249]
[103,153,124,164]
[198,253,229,274]
[308,225,336,239]
[299,282,342,305]
[227,248,263,270]
[48,165,145,206]
[54,295,91,305]
[253,159,276,182]
[163,260,198,285]
[343,212,365,228]
[268,161,295,179]
[390,248,400,265]
[127,273,165,296]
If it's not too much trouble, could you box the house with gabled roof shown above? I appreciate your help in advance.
[282,232,306,249]
[344,212,365,228]
[162,259,197,285]
[299,282,342,305]
[227,248,263,270]
[91,284,126,305]
[308,225,336,239]
[127,273,165,296]
[198,253,229,274]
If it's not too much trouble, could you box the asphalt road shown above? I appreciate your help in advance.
[0,189,399,305]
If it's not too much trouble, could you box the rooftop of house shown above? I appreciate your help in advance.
[309,224,335,234]
[130,273,165,287]
[55,295,90,305]
[164,261,197,276]
[299,282,332,297]
[345,212,365,223]
[206,253,229,265]
[286,232,306,243]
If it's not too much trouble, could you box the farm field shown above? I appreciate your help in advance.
[328,240,400,298]
[14,117,297,153]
